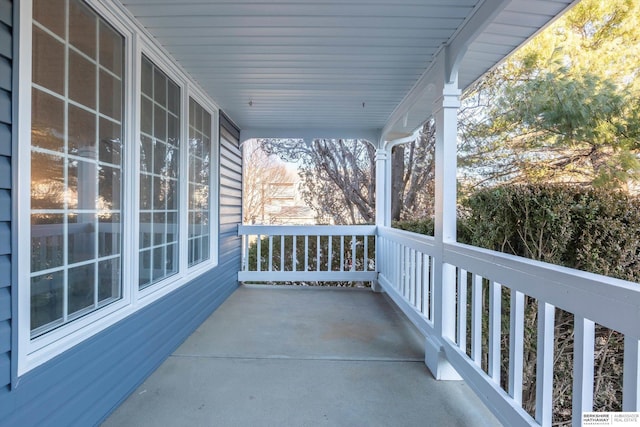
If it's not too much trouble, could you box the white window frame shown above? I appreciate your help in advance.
[17,0,221,376]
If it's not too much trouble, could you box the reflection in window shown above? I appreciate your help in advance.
[30,0,124,337]
[188,99,212,266]
[139,56,180,289]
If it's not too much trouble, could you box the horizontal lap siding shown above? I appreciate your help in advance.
[219,113,243,270]
[0,0,12,404]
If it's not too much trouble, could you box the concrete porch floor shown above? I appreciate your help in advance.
[102,285,501,427]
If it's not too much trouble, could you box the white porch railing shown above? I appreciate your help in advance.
[238,224,640,427]
[238,225,377,282]
[377,226,640,427]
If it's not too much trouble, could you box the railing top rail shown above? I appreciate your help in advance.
[377,226,436,253]
[445,241,640,338]
[238,224,377,236]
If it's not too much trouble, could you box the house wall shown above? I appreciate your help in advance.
[0,0,13,404]
[220,112,243,252]
[0,3,243,425]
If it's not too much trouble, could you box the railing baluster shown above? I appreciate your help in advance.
[457,268,467,351]
[471,273,482,365]
[509,290,525,404]
[364,235,369,271]
[535,302,555,427]
[410,249,416,305]
[623,337,640,411]
[242,234,248,271]
[292,235,297,272]
[351,235,356,272]
[328,235,333,271]
[280,235,285,272]
[395,242,401,291]
[572,316,595,427]
[316,235,321,271]
[422,254,429,317]
[488,280,501,383]
[304,235,309,271]
[400,244,404,294]
[256,235,262,272]
[429,256,435,321]
[268,235,273,272]
[340,236,344,272]
[415,252,423,313]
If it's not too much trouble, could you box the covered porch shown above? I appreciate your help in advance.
[103,285,500,426]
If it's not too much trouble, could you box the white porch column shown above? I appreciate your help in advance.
[373,148,389,292]
[425,80,462,380]
[375,148,390,227]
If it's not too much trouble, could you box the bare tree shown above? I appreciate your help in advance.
[242,139,296,224]
[261,126,435,225]
[390,119,436,221]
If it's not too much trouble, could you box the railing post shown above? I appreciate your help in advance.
[623,337,640,411]
[373,148,389,293]
[425,78,462,380]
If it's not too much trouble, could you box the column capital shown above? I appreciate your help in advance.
[433,83,461,111]
[375,149,389,161]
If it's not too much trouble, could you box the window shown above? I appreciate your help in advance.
[139,56,181,289]
[188,98,212,266]
[21,0,219,375]
[30,0,124,337]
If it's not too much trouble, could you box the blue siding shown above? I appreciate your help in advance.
[219,113,243,264]
[0,0,11,408]
[0,5,244,423]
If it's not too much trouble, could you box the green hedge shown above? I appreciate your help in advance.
[397,184,640,282]
[461,184,640,282]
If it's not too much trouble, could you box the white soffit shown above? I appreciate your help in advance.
[119,0,577,141]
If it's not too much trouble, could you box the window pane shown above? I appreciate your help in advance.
[32,89,64,152]
[99,70,122,120]
[31,3,125,336]
[67,158,97,211]
[168,81,180,115]
[69,50,97,109]
[139,213,152,249]
[31,271,64,332]
[139,249,151,288]
[98,213,120,257]
[68,263,95,315]
[154,104,166,141]
[68,105,97,157]
[141,97,153,136]
[31,214,64,272]
[99,20,123,77]
[33,0,66,38]
[32,27,64,95]
[139,57,181,288]
[98,258,121,302]
[98,165,121,211]
[140,174,152,210]
[153,68,167,107]
[99,118,122,165]
[69,0,97,59]
[68,213,96,264]
[31,152,65,210]
[141,57,153,97]
[188,98,212,266]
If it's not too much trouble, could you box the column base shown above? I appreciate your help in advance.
[425,336,462,380]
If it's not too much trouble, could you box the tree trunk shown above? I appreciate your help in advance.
[391,145,405,221]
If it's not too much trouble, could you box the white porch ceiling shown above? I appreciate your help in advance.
[119,0,577,142]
